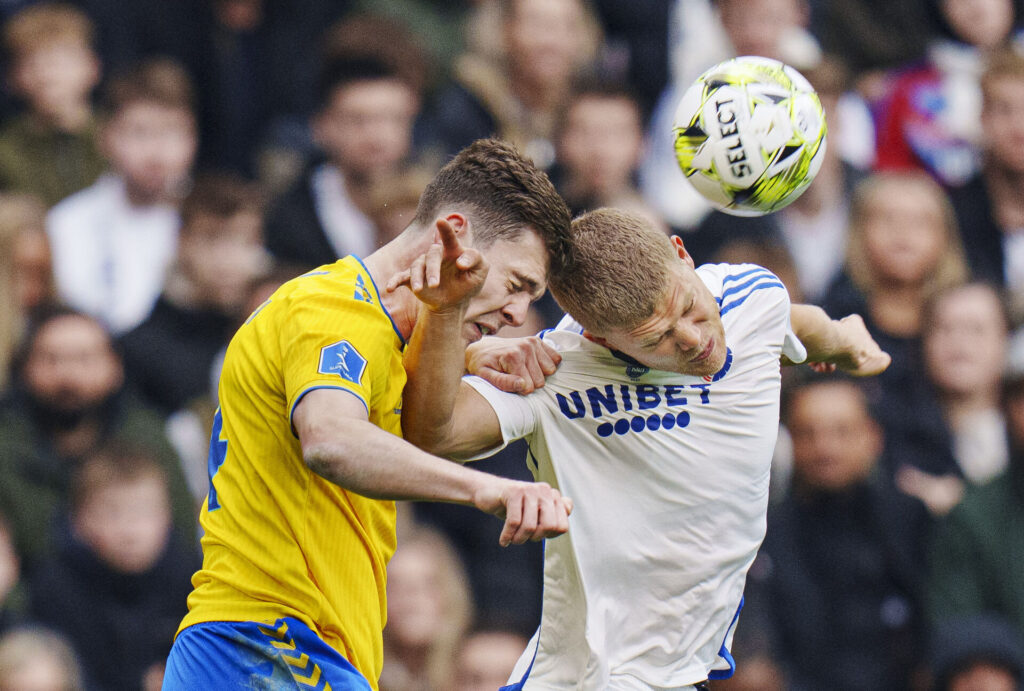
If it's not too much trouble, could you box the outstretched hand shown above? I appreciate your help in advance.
[385,219,488,312]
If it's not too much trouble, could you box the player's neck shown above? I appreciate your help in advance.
[362,234,436,341]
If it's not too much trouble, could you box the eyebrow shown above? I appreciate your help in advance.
[513,271,544,300]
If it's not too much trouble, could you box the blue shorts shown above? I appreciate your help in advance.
[163,618,373,690]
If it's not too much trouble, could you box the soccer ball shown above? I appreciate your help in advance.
[672,56,827,217]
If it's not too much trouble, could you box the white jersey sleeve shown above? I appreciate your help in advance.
[461,375,540,460]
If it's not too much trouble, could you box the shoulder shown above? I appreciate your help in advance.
[47,176,115,221]
[701,263,790,315]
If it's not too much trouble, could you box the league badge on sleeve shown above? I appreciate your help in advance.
[318,341,367,385]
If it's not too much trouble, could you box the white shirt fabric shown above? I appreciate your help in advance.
[310,163,377,260]
[47,174,180,334]
[465,264,806,690]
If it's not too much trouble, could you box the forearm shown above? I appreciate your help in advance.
[402,305,468,450]
[789,304,842,362]
[304,418,498,504]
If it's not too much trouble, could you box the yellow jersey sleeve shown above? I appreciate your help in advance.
[280,276,399,429]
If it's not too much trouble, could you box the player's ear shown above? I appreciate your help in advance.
[437,213,470,243]
[582,330,610,348]
[670,235,696,269]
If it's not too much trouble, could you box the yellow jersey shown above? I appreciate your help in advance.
[179,257,406,687]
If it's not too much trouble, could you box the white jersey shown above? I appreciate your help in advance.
[465,264,806,690]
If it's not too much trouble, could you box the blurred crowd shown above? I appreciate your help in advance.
[0,0,1022,689]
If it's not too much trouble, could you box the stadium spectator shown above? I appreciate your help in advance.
[744,378,930,691]
[0,626,84,691]
[0,306,195,566]
[891,283,1011,516]
[420,0,601,169]
[0,3,104,207]
[381,526,473,691]
[873,0,1022,186]
[27,442,197,691]
[948,49,1024,305]
[0,514,27,635]
[450,628,530,691]
[46,58,198,335]
[928,615,1024,691]
[120,173,269,416]
[551,82,650,217]
[821,171,969,411]
[926,339,1024,634]
[0,193,52,391]
[264,56,421,271]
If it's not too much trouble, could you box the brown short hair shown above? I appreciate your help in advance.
[413,138,571,268]
[548,208,676,333]
[101,58,196,119]
[982,49,1024,103]
[71,442,168,513]
[181,173,264,229]
[3,3,93,59]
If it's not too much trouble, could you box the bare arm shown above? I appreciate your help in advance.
[294,388,570,545]
[787,304,891,376]
[401,303,507,458]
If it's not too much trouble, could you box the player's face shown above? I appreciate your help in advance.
[462,230,547,343]
[595,242,727,377]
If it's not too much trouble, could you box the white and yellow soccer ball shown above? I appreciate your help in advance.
[673,56,827,217]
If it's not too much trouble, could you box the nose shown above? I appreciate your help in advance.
[677,321,702,349]
[501,294,532,327]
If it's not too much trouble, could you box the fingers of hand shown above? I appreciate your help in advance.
[436,218,461,257]
[386,269,411,293]
[409,255,426,293]
[539,340,562,374]
[479,366,526,394]
[510,492,540,545]
[499,483,571,547]
[425,243,443,289]
[498,491,523,547]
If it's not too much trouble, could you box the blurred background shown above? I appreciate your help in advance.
[0,0,1023,689]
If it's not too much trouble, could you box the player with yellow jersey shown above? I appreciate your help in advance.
[163,139,574,690]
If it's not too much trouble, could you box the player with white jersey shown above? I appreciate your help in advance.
[394,208,890,690]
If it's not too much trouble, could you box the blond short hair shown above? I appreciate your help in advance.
[549,208,676,334]
[3,3,93,59]
[844,171,968,298]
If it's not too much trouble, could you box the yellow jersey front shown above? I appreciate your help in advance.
[179,257,405,688]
